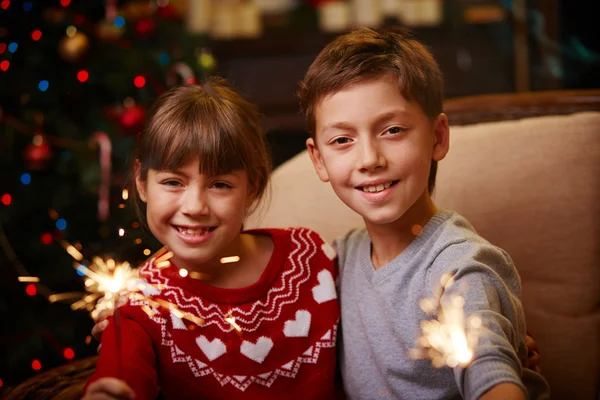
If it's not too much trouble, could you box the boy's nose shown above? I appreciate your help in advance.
[357,141,386,172]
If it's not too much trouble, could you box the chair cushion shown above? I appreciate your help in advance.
[246,150,362,243]
[434,112,600,400]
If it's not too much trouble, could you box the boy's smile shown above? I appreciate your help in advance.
[307,74,449,236]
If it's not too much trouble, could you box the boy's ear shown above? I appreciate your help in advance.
[306,138,330,183]
[432,113,450,162]
[134,161,148,203]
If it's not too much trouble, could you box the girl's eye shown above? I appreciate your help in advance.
[161,180,182,187]
[212,182,232,189]
[331,137,351,145]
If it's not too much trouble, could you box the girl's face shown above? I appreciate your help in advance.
[136,159,255,272]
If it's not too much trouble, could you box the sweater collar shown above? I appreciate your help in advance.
[147,228,290,304]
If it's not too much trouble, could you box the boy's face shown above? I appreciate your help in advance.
[306,75,449,227]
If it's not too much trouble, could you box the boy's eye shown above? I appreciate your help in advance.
[386,126,405,135]
[331,137,351,145]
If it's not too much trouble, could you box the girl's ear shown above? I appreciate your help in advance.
[134,160,148,203]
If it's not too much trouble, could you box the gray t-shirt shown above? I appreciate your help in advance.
[335,210,549,399]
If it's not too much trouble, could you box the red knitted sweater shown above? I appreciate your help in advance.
[86,228,341,400]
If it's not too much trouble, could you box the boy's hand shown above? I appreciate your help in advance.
[83,377,135,400]
[524,333,541,373]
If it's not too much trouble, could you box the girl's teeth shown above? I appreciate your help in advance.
[178,227,209,235]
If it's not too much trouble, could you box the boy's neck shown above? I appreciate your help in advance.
[365,191,438,269]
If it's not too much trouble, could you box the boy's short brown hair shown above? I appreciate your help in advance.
[298,27,444,193]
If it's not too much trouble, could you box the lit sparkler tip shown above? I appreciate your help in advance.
[412,271,479,369]
[18,276,40,283]
[220,256,240,264]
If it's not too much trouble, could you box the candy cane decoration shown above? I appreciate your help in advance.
[106,0,117,22]
[90,132,112,221]
[167,62,197,87]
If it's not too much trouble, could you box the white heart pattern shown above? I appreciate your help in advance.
[321,243,337,260]
[312,269,337,304]
[196,335,227,362]
[240,337,273,364]
[284,310,311,337]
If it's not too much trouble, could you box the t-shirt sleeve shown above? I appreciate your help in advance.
[430,241,528,400]
[85,307,159,400]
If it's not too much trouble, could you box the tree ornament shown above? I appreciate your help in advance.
[119,100,145,135]
[97,19,124,41]
[24,135,53,170]
[135,18,156,37]
[58,31,89,63]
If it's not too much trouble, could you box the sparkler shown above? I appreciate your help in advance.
[410,270,481,369]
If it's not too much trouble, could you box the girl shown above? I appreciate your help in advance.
[83,79,341,400]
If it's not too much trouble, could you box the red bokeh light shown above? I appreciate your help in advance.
[31,30,42,41]
[77,70,89,82]
[133,75,146,88]
[0,1,9,11]
[31,359,42,371]
[26,284,37,296]
[0,60,9,71]
[0,43,6,54]
[40,233,53,245]
[63,348,75,360]
[1,193,11,205]
[60,0,71,6]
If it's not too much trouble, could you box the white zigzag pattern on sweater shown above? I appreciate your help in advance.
[138,228,320,333]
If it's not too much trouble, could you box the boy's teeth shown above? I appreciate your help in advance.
[362,182,392,193]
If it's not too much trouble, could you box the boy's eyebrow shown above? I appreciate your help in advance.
[322,110,410,136]
[321,121,355,136]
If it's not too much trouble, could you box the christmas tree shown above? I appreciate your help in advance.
[0,0,215,391]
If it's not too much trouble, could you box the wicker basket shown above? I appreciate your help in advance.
[3,356,97,400]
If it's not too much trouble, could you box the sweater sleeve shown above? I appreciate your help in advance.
[432,241,528,400]
[85,307,160,400]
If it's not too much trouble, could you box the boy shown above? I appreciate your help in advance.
[299,27,549,399]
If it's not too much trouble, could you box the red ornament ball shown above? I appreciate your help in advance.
[24,137,53,170]
[135,18,156,37]
[119,104,145,134]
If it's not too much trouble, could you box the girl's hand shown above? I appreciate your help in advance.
[524,332,541,373]
[83,377,136,400]
[91,294,128,350]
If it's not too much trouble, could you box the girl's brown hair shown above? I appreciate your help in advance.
[132,77,271,219]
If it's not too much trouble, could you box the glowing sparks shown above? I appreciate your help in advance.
[51,243,204,330]
[62,241,84,261]
[225,313,242,333]
[118,228,125,237]
[178,268,189,277]
[18,276,40,282]
[411,271,480,368]
[220,255,240,264]
[121,189,129,200]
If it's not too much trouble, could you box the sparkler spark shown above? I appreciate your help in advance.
[411,271,480,369]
